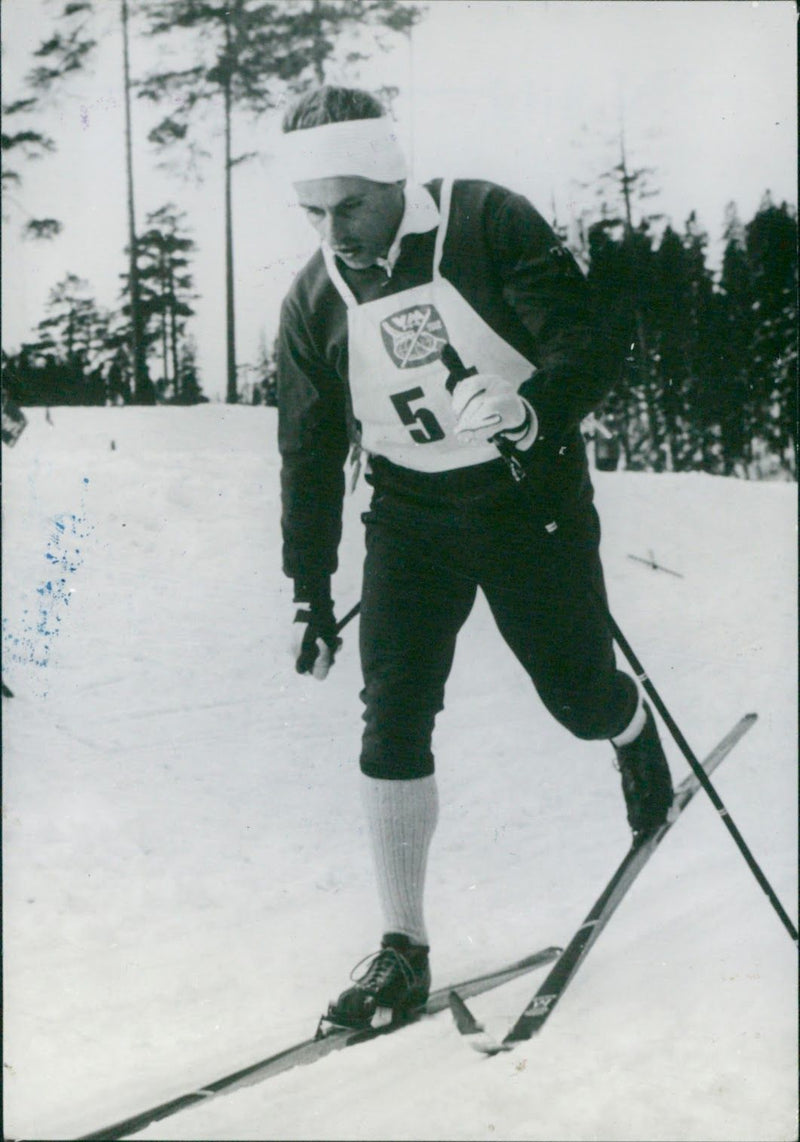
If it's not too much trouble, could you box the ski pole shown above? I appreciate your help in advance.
[598,608,796,941]
[335,600,361,634]
[441,342,797,944]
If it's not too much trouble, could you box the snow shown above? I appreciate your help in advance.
[2,405,796,1142]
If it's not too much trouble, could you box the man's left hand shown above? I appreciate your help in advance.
[451,373,538,449]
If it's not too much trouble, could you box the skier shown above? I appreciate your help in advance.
[276,85,674,1030]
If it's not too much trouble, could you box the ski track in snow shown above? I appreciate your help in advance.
[2,406,797,1141]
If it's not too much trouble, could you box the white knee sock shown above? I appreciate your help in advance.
[360,774,439,947]
[611,684,647,747]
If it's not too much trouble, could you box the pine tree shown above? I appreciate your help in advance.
[715,202,756,472]
[2,95,61,239]
[650,213,719,471]
[6,2,95,240]
[175,338,206,404]
[744,194,797,474]
[18,274,113,404]
[34,275,112,368]
[23,1,154,403]
[715,195,797,477]
[122,205,198,399]
[584,134,669,471]
[137,0,422,403]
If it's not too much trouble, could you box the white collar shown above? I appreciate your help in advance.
[375,183,439,276]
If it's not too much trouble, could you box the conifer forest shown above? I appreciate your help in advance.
[2,1,796,480]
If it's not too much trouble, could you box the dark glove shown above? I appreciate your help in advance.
[293,580,342,680]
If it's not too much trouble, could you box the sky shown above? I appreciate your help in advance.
[1,0,797,401]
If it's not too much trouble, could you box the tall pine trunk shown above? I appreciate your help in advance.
[223,10,237,404]
[161,307,169,391]
[121,0,150,404]
[168,261,181,400]
[159,246,169,389]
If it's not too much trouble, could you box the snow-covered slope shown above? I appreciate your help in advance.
[2,406,796,1141]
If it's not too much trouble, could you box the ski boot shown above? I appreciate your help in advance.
[319,933,431,1034]
[615,702,674,845]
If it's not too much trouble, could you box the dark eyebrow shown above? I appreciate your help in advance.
[299,195,365,211]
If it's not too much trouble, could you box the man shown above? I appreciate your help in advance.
[276,85,674,1030]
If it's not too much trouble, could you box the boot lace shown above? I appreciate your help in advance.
[349,947,416,993]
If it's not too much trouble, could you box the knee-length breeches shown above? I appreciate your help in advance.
[358,466,637,779]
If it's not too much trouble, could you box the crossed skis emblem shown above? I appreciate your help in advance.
[380,304,448,369]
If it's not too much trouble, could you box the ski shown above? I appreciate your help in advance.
[450,712,757,1055]
[75,944,561,1141]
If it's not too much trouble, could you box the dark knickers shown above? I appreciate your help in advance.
[358,462,637,779]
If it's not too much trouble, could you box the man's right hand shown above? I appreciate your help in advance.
[293,581,341,680]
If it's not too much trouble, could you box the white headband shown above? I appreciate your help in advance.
[281,117,407,184]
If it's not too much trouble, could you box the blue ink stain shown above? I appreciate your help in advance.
[2,478,94,680]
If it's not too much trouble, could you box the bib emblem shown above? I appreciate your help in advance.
[380,304,449,369]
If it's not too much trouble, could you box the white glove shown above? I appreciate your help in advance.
[451,374,538,450]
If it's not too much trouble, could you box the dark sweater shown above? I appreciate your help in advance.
[277,178,620,586]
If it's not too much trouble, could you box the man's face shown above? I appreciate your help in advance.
[295,176,405,270]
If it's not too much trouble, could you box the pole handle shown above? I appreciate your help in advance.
[441,343,477,393]
[441,343,531,487]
